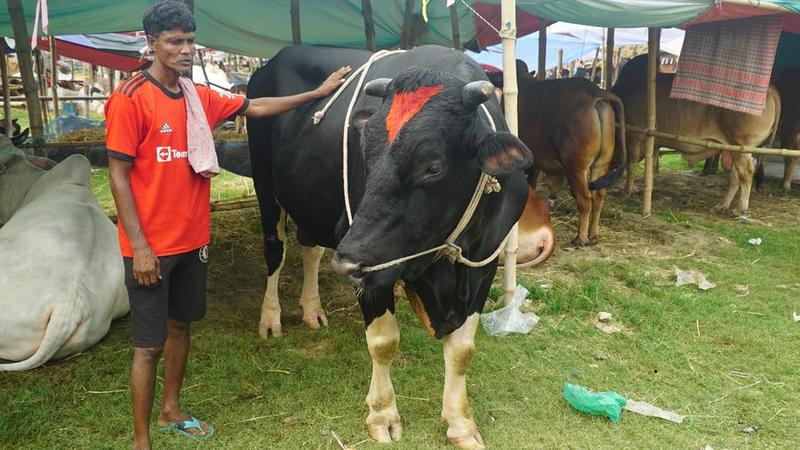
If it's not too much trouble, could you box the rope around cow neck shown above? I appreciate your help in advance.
[312,52,506,273]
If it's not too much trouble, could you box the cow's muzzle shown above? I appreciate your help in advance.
[331,252,365,286]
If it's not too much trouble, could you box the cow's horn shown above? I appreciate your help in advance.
[462,80,494,110]
[364,78,392,98]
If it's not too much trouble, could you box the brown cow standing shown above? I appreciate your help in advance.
[509,73,627,246]
[612,55,780,215]
[772,67,800,193]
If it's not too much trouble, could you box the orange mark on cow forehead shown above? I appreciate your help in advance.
[386,85,444,145]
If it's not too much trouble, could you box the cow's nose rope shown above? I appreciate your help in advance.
[313,52,508,273]
[361,104,507,273]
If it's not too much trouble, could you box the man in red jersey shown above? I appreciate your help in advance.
[105,2,349,448]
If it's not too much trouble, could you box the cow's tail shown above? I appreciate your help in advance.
[589,91,628,190]
[0,305,81,371]
[754,90,782,191]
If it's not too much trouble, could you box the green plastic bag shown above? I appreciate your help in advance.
[563,383,627,423]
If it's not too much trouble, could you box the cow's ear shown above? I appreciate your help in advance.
[476,132,533,176]
[351,107,376,133]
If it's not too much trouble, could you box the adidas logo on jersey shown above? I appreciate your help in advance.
[159,122,173,133]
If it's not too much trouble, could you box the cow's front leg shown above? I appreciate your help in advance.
[259,262,283,338]
[442,313,484,450]
[298,245,328,329]
[712,160,741,214]
[363,302,402,443]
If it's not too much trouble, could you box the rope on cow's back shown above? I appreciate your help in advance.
[312,51,510,273]
[312,49,408,225]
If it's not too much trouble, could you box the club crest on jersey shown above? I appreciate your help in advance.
[155,146,188,163]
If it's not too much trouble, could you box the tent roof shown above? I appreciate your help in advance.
[0,1,799,57]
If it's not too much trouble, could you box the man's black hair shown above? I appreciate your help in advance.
[143,1,196,37]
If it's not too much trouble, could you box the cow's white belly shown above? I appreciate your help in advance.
[0,156,128,370]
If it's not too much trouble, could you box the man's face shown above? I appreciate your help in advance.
[148,28,195,74]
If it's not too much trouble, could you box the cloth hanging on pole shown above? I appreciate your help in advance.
[670,14,783,116]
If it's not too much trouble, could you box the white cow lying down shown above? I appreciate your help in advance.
[0,139,128,371]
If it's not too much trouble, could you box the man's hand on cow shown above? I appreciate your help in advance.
[133,248,162,288]
[315,66,351,98]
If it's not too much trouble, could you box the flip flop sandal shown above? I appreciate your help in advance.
[160,416,215,441]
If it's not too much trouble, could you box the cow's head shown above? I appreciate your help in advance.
[332,67,532,287]
[0,138,54,225]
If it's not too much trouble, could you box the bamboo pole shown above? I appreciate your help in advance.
[450,2,461,50]
[9,95,108,101]
[501,0,519,304]
[49,36,59,117]
[604,28,614,89]
[290,0,302,45]
[7,0,45,155]
[556,49,563,78]
[589,46,600,82]
[642,28,660,216]
[35,50,49,126]
[1,46,11,137]
[537,16,546,80]
[721,0,793,12]
[401,0,416,49]
[109,69,116,92]
[625,125,800,157]
[84,65,93,117]
[361,0,376,51]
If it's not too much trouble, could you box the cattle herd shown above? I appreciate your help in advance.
[1,44,799,449]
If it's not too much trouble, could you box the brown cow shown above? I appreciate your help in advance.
[771,67,800,193]
[508,73,627,246]
[612,55,780,215]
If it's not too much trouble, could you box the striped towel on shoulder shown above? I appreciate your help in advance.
[670,14,783,116]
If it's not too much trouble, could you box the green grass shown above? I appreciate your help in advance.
[1,164,799,449]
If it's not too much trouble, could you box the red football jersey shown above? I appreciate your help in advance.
[105,71,248,257]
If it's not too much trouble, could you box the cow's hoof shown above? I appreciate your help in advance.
[782,188,792,196]
[571,237,589,247]
[710,203,728,214]
[588,236,599,246]
[302,308,328,329]
[367,413,403,443]
[731,208,748,217]
[448,429,486,450]
[258,317,282,339]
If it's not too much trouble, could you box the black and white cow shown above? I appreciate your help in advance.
[247,45,550,448]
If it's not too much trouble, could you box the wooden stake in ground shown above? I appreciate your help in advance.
[361,0,376,52]
[557,49,563,78]
[49,36,59,118]
[84,65,94,118]
[642,28,660,216]
[6,0,45,154]
[450,2,461,50]
[501,0,519,303]
[537,16,546,79]
[291,0,302,45]
[0,45,12,137]
[604,28,615,89]
[400,0,416,49]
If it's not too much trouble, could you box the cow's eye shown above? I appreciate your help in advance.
[420,161,445,181]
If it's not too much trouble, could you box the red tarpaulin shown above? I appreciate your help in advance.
[36,36,146,72]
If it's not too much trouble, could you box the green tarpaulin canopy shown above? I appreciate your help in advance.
[1,0,799,57]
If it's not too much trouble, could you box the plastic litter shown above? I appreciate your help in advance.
[674,266,716,290]
[624,399,684,424]
[480,285,539,336]
[597,311,613,321]
[792,311,800,322]
[747,237,762,246]
[563,383,626,423]
[564,384,685,424]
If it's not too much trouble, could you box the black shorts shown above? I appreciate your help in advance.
[124,245,209,347]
